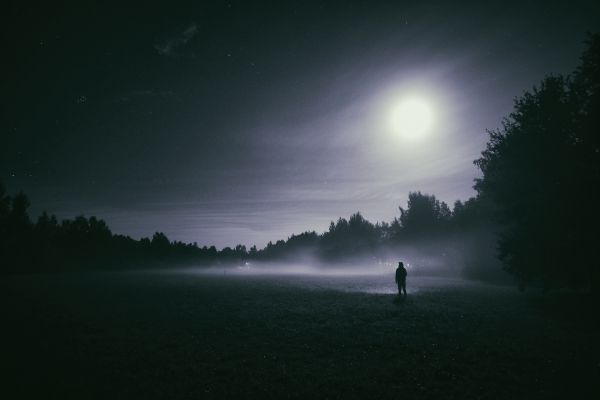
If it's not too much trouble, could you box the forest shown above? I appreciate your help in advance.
[2,33,598,293]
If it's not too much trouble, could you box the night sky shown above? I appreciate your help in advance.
[3,1,599,248]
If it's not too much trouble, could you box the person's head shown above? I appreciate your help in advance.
[398,261,404,268]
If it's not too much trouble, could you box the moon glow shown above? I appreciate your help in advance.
[390,98,434,140]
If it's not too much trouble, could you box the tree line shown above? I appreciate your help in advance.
[0,186,242,272]
[2,33,598,292]
[0,183,495,276]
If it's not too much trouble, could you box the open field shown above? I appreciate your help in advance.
[2,268,598,399]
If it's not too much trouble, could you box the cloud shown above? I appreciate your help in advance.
[154,24,198,57]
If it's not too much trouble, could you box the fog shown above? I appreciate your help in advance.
[197,242,464,278]
[170,263,491,298]
[164,236,507,296]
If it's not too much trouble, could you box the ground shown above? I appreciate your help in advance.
[2,268,598,399]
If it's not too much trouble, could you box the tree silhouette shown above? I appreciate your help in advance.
[474,33,600,291]
[399,192,451,238]
[0,183,10,218]
[319,213,379,260]
[151,232,171,258]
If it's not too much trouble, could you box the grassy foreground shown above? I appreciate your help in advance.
[2,270,598,399]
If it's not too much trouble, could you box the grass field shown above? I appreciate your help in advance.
[2,268,598,399]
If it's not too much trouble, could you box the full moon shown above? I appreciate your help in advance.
[390,97,434,139]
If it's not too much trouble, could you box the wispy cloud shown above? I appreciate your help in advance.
[154,24,198,57]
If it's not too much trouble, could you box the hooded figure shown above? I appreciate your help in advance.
[395,262,407,296]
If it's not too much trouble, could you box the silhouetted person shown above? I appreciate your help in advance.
[395,262,407,296]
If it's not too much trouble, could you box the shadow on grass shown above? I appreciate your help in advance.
[392,295,408,305]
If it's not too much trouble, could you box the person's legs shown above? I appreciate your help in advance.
[397,283,403,296]
[402,281,407,296]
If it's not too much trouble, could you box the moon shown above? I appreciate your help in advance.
[390,97,434,140]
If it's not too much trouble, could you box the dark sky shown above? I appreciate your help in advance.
[2,0,599,248]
